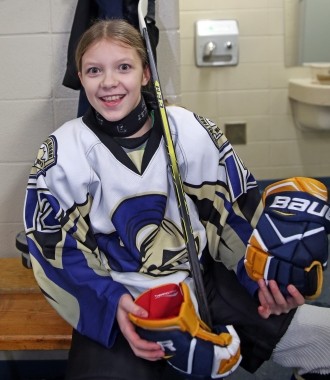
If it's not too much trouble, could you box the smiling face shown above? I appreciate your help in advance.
[78,38,150,122]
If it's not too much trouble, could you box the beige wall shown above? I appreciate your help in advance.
[0,0,329,258]
[179,0,330,180]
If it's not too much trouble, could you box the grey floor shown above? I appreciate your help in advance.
[228,267,330,380]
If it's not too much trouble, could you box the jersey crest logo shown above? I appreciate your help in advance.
[96,194,199,276]
[194,114,223,147]
[33,135,57,177]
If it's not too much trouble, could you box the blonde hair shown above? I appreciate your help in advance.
[75,19,148,73]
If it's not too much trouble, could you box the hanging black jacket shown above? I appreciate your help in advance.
[62,0,158,91]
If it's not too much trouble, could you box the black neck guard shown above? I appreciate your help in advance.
[94,95,149,138]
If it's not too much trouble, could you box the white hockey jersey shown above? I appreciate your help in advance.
[24,105,261,348]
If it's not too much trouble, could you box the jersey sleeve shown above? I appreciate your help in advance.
[179,112,263,272]
[24,138,128,348]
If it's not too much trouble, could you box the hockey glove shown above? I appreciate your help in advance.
[129,282,241,379]
[245,177,330,300]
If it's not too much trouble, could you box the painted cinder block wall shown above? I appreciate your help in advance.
[180,0,330,180]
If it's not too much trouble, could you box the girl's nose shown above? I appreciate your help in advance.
[101,70,118,88]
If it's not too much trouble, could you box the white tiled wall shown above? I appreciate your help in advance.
[0,0,179,258]
[180,0,330,180]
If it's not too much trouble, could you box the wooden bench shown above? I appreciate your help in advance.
[0,257,72,350]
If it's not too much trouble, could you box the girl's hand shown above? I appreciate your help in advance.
[257,279,305,319]
[116,293,165,361]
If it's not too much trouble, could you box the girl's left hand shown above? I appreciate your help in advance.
[257,279,305,319]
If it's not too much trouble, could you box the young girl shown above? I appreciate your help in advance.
[24,19,330,380]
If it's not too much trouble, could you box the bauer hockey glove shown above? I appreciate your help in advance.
[244,177,330,300]
[129,282,241,379]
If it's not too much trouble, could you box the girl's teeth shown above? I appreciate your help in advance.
[103,95,121,101]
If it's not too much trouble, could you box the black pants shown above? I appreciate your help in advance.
[65,329,186,380]
[65,261,296,380]
[204,260,295,372]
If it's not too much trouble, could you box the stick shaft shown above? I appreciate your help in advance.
[138,3,212,328]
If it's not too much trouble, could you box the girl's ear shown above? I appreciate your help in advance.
[142,66,151,86]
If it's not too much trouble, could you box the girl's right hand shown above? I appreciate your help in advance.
[116,293,165,361]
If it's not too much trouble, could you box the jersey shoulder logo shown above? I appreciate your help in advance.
[194,114,223,147]
[33,135,57,177]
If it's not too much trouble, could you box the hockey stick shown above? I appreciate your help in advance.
[137,0,212,328]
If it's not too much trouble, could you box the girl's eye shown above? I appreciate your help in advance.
[119,63,131,72]
[86,67,100,75]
